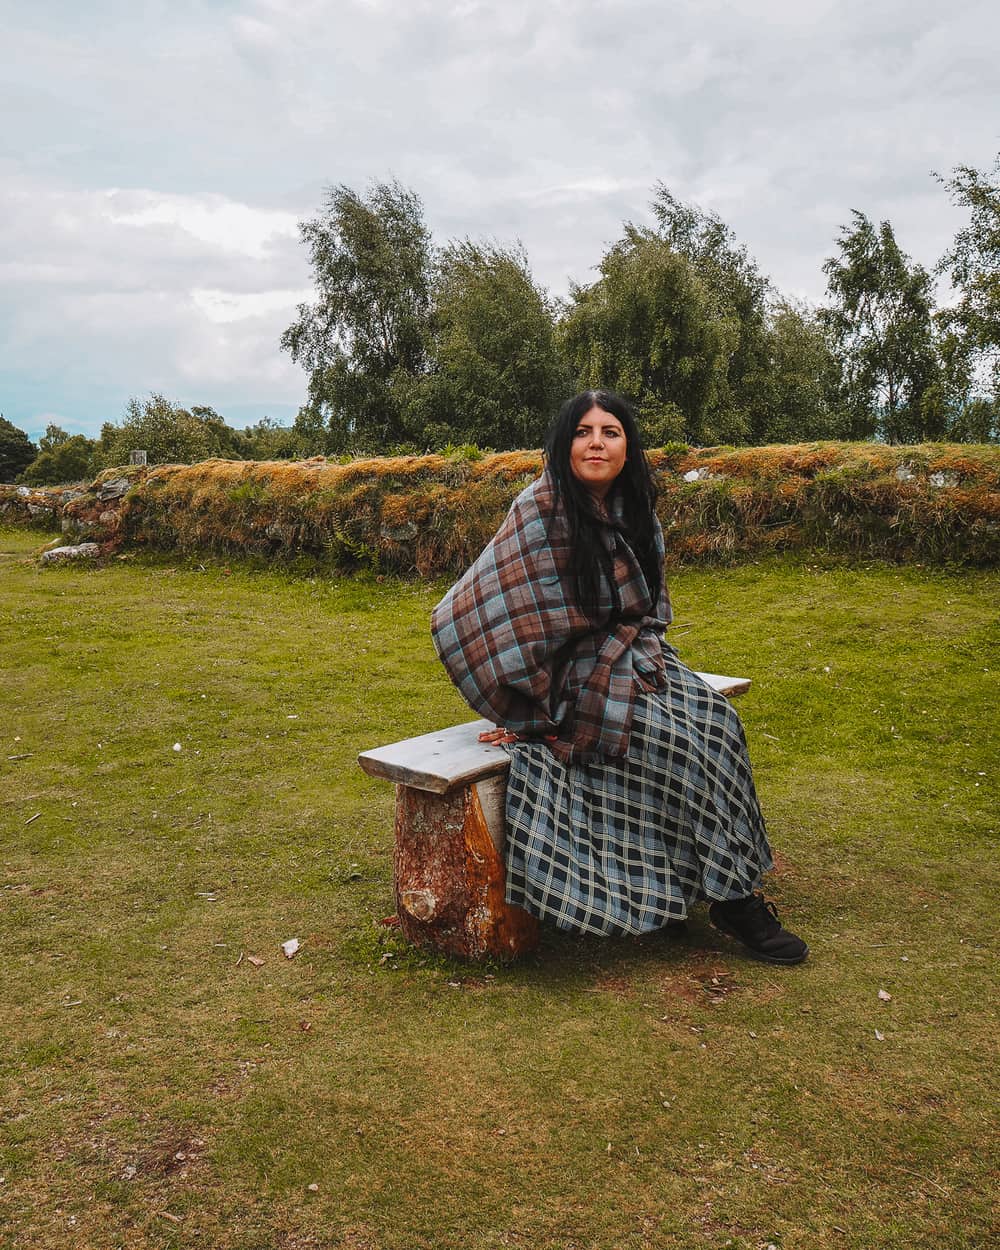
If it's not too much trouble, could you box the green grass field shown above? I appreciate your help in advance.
[1,524,997,1250]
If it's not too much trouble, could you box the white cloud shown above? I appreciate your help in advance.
[105,191,298,259]
[191,287,313,323]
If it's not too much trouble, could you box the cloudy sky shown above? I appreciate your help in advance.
[3,0,998,442]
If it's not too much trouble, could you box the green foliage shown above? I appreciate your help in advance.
[0,416,37,482]
[754,300,847,442]
[559,225,728,444]
[651,187,774,441]
[98,394,212,467]
[936,153,1000,399]
[820,212,941,442]
[280,179,434,452]
[241,416,300,460]
[288,405,331,457]
[944,394,999,442]
[278,178,1000,452]
[20,424,97,485]
[97,394,245,468]
[191,405,253,459]
[411,240,571,450]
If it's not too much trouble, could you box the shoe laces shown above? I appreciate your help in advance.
[745,893,783,937]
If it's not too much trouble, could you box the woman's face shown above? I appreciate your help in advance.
[569,405,627,499]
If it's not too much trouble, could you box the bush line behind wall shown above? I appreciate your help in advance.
[2,442,998,571]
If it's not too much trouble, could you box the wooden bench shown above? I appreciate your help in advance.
[358,672,751,962]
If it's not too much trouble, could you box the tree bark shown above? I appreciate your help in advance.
[393,780,539,962]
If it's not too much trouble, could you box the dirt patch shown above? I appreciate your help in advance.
[136,1133,206,1178]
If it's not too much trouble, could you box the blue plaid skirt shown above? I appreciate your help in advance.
[504,653,773,936]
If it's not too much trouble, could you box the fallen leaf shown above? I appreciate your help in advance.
[246,955,264,968]
[281,938,300,959]
[380,915,400,927]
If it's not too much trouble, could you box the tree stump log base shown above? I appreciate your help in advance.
[393,777,539,961]
[359,672,750,963]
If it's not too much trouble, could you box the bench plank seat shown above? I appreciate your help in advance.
[358,672,750,794]
[358,718,501,795]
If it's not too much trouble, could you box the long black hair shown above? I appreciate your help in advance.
[543,390,660,613]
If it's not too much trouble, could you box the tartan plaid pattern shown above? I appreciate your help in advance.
[431,472,672,761]
[504,652,774,936]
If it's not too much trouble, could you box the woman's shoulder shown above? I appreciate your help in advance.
[502,470,558,531]
[511,469,554,510]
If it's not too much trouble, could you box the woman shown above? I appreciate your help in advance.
[431,391,807,965]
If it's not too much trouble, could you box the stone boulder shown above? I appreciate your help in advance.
[40,543,101,565]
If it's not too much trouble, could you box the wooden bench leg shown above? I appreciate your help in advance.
[393,776,540,962]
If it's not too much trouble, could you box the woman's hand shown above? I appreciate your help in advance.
[478,727,561,747]
[546,738,576,763]
[478,726,522,745]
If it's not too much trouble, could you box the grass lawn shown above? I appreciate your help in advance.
[1,524,997,1250]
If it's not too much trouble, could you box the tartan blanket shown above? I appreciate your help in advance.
[431,471,672,761]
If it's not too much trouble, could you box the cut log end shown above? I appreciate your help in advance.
[393,782,539,962]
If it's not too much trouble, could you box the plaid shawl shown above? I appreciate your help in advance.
[431,470,672,762]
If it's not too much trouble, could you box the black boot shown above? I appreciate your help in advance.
[709,893,809,966]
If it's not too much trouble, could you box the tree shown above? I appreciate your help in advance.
[559,226,729,445]
[0,416,37,482]
[191,406,251,460]
[820,212,941,442]
[936,155,1000,402]
[281,180,434,452]
[412,241,571,449]
[651,187,772,441]
[97,394,233,467]
[241,417,300,460]
[288,407,331,458]
[752,301,847,443]
[20,424,97,485]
